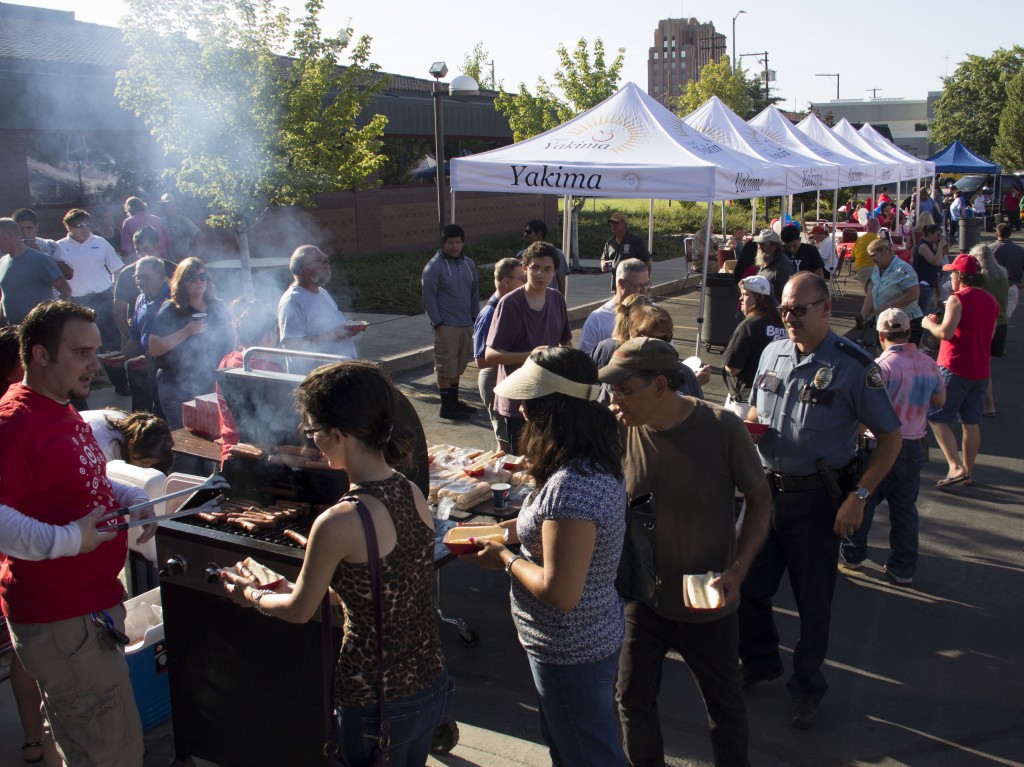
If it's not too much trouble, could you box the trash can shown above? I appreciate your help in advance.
[701,274,740,352]
[959,217,982,250]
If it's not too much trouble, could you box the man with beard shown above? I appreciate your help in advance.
[739,273,901,729]
[278,245,366,376]
[753,229,794,302]
[0,300,156,766]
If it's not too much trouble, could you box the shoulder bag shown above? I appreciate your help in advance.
[615,492,660,602]
[322,495,390,766]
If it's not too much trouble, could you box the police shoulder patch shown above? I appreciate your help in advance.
[866,365,885,389]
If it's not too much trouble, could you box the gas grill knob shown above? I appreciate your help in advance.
[205,564,224,585]
[162,556,188,577]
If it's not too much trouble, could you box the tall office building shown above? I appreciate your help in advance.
[647,17,725,107]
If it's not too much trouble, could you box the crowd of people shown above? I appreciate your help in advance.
[0,193,1018,767]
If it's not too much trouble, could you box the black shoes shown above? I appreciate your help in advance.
[790,698,819,729]
[740,665,783,692]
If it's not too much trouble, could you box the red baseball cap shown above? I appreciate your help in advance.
[942,253,980,274]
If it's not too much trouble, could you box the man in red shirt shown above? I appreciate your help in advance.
[922,254,999,487]
[0,301,156,766]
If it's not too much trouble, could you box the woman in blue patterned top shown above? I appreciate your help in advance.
[466,347,627,766]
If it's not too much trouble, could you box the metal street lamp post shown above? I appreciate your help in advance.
[732,10,746,72]
[429,61,479,234]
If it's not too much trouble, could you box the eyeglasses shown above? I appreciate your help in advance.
[625,280,651,292]
[609,379,652,399]
[70,223,90,229]
[182,273,208,283]
[779,298,826,318]
[303,425,326,440]
[505,274,527,283]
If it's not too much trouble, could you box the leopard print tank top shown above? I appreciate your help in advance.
[330,471,445,706]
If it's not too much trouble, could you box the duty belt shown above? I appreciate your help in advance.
[765,461,857,494]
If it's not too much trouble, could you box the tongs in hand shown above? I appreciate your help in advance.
[101,472,230,531]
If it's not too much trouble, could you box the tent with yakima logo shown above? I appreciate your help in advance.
[450,82,789,202]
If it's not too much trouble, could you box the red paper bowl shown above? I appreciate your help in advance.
[745,422,770,436]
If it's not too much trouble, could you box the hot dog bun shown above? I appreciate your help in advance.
[683,571,723,610]
[237,557,285,590]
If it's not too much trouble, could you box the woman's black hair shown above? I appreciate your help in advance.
[104,409,174,473]
[518,347,623,488]
[295,360,414,470]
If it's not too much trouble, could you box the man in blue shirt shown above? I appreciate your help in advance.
[117,256,170,415]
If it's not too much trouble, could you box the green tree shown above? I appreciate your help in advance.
[494,37,624,142]
[743,68,783,118]
[992,69,1024,171]
[931,47,1024,158]
[674,56,752,118]
[116,0,388,294]
[460,42,496,90]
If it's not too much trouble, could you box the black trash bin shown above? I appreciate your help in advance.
[701,274,740,352]
[959,217,982,250]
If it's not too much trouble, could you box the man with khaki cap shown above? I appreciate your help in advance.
[601,212,651,292]
[599,336,771,766]
[752,229,793,302]
[839,308,945,585]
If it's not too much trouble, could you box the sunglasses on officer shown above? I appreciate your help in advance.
[778,298,826,318]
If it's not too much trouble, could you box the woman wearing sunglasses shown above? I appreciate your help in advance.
[149,257,233,429]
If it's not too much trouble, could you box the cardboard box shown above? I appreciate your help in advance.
[124,588,171,731]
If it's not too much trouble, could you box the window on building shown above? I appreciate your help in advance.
[653,51,659,59]
[914,123,928,131]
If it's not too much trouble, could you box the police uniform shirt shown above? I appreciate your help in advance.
[751,329,900,476]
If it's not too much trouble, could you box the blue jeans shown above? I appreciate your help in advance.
[335,671,451,767]
[917,283,935,316]
[527,651,627,767]
[841,440,925,579]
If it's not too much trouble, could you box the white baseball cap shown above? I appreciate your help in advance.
[739,275,772,297]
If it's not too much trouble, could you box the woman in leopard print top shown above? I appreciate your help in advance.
[223,361,448,767]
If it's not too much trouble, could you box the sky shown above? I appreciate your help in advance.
[19,0,1023,110]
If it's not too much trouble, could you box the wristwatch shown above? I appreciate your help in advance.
[505,554,524,576]
[853,486,871,501]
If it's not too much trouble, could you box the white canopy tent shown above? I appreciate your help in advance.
[857,123,935,179]
[796,113,899,187]
[683,96,840,193]
[451,83,788,202]
[451,82,794,352]
[833,119,920,183]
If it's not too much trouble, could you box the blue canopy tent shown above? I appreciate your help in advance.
[926,140,1000,173]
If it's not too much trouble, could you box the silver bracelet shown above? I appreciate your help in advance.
[505,554,524,577]
[251,588,272,616]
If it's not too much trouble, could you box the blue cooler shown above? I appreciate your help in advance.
[124,588,171,731]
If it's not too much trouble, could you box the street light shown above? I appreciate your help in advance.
[430,62,479,234]
[816,73,840,100]
[732,10,746,72]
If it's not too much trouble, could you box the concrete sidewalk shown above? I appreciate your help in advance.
[348,256,699,375]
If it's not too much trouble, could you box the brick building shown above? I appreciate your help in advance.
[647,17,726,108]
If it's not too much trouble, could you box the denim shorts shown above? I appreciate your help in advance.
[928,368,988,425]
[335,670,451,767]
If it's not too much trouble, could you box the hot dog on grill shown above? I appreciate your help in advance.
[283,529,308,548]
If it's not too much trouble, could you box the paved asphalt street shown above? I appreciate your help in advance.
[1,239,1021,767]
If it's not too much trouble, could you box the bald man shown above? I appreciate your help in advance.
[277,245,366,375]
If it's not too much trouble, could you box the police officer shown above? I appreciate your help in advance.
[738,273,902,729]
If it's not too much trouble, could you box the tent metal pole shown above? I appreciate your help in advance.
[751,198,757,233]
[695,202,714,355]
[449,189,456,224]
[648,199,655,255]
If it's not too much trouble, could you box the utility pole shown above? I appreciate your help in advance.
[740,51,770,102]
[816,73,839,100]
[866,87,883,99]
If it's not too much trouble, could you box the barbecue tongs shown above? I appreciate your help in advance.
[102,473,231,531]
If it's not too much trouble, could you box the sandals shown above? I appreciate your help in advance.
[21,742,43,764]
[936,471,970,488]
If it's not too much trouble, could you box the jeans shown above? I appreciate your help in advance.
[477,366,500,444]
[335,671,451,767]
[527,651,627,767]
[739,485,842,702]
[841,440,925,579]
[917,283,935,316]
[617,602,749,767]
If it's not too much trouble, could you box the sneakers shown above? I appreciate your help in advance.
[740,664,783,692]
[790,698,819,729]
[883,565,913,586]
[838,552,863,571]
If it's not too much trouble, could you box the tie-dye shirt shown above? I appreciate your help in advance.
[874,344,945,440]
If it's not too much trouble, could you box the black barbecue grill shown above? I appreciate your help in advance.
[157,350,454,766]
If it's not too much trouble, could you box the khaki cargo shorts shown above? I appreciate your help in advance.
[433,324,472,378]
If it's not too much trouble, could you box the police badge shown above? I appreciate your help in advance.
[812,366,833,389]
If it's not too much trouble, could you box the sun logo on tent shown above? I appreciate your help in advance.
[565,113,645,155]
[623,172,642,190]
